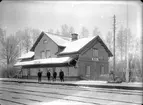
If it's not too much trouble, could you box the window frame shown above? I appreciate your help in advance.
[41,51,45,59]
[86,66,90,77]
[100,65,105,75]
[93,48,98,57]
[43,39,48,44]
[46,50,51,58]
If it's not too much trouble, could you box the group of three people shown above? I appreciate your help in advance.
[37,69,64,83]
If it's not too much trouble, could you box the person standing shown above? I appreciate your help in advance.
[37,70,42,83]
[53,71,57,81]
[59,69,64,82]
[47,70,51,81]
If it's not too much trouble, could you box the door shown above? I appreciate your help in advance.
[100,65,105,75]
[86,66,91,79]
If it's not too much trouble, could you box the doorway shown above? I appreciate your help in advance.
[86,66,91,79]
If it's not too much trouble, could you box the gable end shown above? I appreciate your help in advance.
[80,36,113,57]
[30,32,44,51]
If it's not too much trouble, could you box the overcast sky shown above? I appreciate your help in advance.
[0,1,142,38]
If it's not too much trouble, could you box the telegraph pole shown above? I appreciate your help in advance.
[113,15,116,73]
[125,29,129,82]
[126,1,129,82]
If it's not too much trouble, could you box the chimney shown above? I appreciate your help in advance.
[71,33,78,41]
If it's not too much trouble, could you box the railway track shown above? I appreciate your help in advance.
[0,82,142,105]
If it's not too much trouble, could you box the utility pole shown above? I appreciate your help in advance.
[113,15,116,74]
[126,1,129,82]
[125,29,129,82]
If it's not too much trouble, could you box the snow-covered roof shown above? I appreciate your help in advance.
[18,51,34,60]
[45,32,70,47]
[60,36,95,54]
[44,32,96,54]
[15,57,72,66]
[30,32,112,57]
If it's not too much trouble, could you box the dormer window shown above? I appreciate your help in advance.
[43,39,48,44]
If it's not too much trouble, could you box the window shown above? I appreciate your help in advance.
[86,66,90,77]
[27,69,30,76]
[43,39,48,44]
[100,65,105,75]
[99,56,104,60]
[46,50,51,58]
[41,51,45,59]
[93,48,98,57]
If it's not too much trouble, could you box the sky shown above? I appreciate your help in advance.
[0,1,142,38]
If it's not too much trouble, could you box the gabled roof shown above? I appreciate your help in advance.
[45,32,71,41]
[59,36,95,54]
[44,32,70,47]
[59,35,113,57]
[30,32,44,51]
[29,31,112,58]
[96,36,113,57]
[30,32,70,51]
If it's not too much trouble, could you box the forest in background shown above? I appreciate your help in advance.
[0,24,142,82]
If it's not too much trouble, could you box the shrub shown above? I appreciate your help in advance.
[108,70,123,83]
[0,65,19,78]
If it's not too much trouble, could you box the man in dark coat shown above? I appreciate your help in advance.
[47,70,51,81]
[53,71,57,81]
[37,70,42,83]
[59,69,64,82]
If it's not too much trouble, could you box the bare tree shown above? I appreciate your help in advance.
[106,31,113,52]
[92,26,101,36]
[61,24,75,37]
[80,27,89,38]
[15,30,25,56]
[55,29,60,35]
[105,31,113,71]
[23,28,32,53]
[124,28,132,66]
[0,34,19,66]
[0,28,6,41]
[15,28,32,53]
[0,28,6,66]
[15,28,41,54]
[116,26,126,61]
[31,29,41,44]
[69,26,75,34]
[48,29,54,33]
[61,24,69,37]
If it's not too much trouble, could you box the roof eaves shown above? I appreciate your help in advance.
[58,51,79,56]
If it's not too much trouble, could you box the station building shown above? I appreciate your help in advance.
[15,32,113,80]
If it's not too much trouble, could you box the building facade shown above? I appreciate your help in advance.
[15,32,113,80]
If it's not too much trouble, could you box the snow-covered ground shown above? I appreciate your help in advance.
[0,82,142,105]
